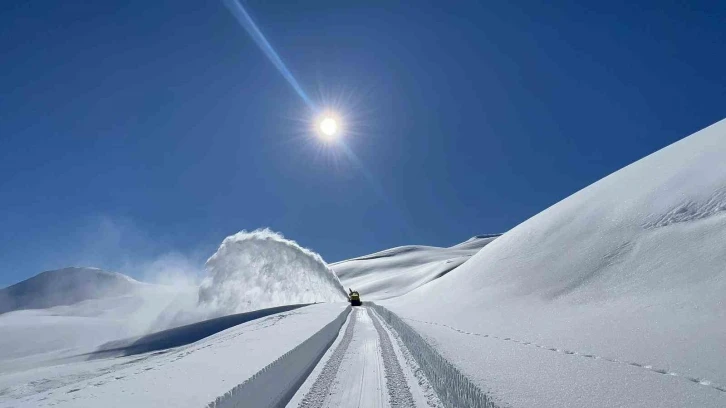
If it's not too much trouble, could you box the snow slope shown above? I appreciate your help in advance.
[0,228,348,372]
[0,303,347,407]
[0,268,194,372]
[332,235,498,300]
[385,119,726,406]
[3,116,725,408]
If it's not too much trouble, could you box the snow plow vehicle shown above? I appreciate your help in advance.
[348,288,362,306]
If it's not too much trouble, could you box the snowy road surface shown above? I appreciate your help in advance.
[289,306,438,408]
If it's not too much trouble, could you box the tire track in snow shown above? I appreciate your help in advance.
[372,309,443,408]
[403,317,726,394]
[297,310,357,408]
[369,308,416,408]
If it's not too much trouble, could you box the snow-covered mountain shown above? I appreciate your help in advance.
[2,119,725,407]
[0,229,346,376]
[385,118,726,407]
[0,267,140,314]
[0,268,194,373]
[332,235,499,300]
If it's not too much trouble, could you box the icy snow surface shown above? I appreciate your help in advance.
[332,235,498,300]
[384,119,726,407]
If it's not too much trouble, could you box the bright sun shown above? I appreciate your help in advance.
[319,116,339,139]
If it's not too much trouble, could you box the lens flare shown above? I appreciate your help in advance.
[320,117,338,136]
[223,0,314,109]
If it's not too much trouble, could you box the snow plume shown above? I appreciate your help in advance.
[197,229,347,317]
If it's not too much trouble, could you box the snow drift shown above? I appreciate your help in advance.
[198,229,347,317]
[386,119,726,407]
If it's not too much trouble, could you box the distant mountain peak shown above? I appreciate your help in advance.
[0,267,140,314]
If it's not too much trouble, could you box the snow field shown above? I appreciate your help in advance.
[0,303,347,408]
[208,305,350,408]
[382,118,726,407]
[404,317,726,408]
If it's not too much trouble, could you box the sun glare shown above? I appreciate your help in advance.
[317,115,340,141]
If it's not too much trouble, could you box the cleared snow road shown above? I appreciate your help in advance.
[290,306,432,408]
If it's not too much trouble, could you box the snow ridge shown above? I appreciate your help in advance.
[370,303,500,408]
[207,306,350,408]
[368,308,416,407]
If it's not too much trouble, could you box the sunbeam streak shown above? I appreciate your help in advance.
[222,0,414,237]
[223,0,315,109]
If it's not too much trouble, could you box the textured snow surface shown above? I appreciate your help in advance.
[199,229,347,317]
[372,304,496,408]
[385,119,726,407]
[368,308,416,407]
[290,306,433,408]
[332,235,498,300]
[208,306,349,408]
[0,303,347,407]
[293,308,361,408]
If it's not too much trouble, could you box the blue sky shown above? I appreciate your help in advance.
[1,1,724,286]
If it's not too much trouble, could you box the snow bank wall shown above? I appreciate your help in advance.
[199,229,347,318]
[207,305,351,408]
[370,303,499,408]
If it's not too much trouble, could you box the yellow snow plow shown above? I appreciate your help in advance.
[348,288,362,306]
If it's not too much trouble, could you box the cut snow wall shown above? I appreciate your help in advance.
[370,303,500,408]
[199,229,347,318]
[207,306,351,408]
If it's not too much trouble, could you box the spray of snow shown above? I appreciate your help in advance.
[197,229,347,318]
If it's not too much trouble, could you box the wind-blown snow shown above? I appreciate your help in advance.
[198,229,347,317]
[386,119,726,407]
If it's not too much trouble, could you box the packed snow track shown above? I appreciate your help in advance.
[289,306,438,408]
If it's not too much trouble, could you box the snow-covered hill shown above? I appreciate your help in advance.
[0,229,346,375]
[0,268,193,372]
[332,235,499,300]
[2,118,726,407]
[0,267,140,314]
[385,119,726,406]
